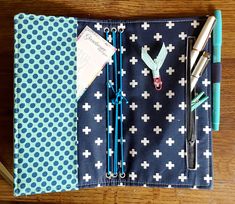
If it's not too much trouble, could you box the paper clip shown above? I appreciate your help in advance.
[191,91,209,111]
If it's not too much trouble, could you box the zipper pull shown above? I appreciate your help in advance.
[191,91,209,111]
[141,43,167,91]
[153,77,162,90]
[186,37,198,170]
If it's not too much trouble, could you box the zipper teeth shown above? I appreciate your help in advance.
[186,37,197,170]
[190,92,197,144]
[186,37,197,144]
[186,37,193,142]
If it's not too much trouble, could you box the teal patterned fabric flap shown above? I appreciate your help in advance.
[14,13,78,196]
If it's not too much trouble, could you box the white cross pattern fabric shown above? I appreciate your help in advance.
[77,17,213,189]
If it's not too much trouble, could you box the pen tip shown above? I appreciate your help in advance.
[213,123,220,131]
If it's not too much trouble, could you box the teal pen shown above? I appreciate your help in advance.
[212,10,222,131]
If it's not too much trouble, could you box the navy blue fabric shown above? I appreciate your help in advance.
[212,63,222,83]
[77,17,213,189]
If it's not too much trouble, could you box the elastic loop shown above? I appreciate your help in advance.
[112,173,118,178]
[112,30,119,176]
[119,173,126,178]
[118,28,124,33]
[106,172,112,179]
[119,31,126,176]
[111,27,117,32]
[105,31,112,179]
[104,27,110,33]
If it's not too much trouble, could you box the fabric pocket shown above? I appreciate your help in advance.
[77,19,204,188]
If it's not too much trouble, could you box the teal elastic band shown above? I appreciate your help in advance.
[105,30,112,177]
[119,30,125,176]
[112,30,119,176]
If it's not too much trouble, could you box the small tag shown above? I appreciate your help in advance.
[76,26,116,99]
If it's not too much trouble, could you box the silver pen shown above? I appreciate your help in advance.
[191,51,210,92]
[190,16,216,69]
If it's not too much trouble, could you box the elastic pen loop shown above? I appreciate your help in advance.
[105,29,112,178]
[112,30,119,176]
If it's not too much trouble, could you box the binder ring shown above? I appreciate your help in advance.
[106,172,112,179]
[104,27,110,33]
[119,173,125,178]
[111,27,117,33]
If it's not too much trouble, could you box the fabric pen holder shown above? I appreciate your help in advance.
[77,18,213,189]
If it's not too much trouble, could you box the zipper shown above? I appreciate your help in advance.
[186,37,198,170]
[187,91,198,170]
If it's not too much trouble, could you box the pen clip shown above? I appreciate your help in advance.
[191,91,209,111]
[202,18,216,50]
[199,52,211,76]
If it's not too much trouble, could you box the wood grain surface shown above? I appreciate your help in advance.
[0,0,235,203]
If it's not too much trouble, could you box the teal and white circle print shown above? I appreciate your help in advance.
[14,13,78,196]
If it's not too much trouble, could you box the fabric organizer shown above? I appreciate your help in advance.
[14,13,213,196]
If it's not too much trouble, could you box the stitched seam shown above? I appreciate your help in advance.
[78,179,210,187]
[15,13,77,23]
[77,17,207,24]
[14,14,20,196]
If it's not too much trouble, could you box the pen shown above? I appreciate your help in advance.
[191,51,211,92]
[190,16,216,69]
[212,10,222,131]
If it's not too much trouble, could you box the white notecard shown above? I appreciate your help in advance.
[76,26,116,99]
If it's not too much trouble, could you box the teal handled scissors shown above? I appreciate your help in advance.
[191,92,209,112]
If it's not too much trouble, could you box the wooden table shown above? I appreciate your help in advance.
[0,0,235,203]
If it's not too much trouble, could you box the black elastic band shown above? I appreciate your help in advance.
[212,63,222,83]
